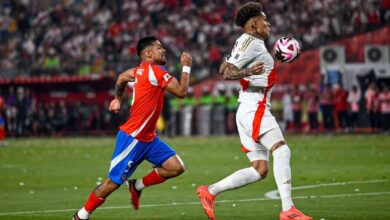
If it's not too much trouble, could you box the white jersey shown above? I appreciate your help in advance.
[226,33,280,150]
[226,33,277,109]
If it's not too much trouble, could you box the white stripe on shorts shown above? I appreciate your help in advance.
[109,138,139,172]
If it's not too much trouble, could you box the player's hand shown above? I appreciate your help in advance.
[250,62,264,75]
[109,98,121,113]
[219,61,228,74]
[181,52,192,67]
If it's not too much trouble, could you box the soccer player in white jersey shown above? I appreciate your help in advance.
[197,2,312,220]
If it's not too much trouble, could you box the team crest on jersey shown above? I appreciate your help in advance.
[136,69,144,75]
[163,73,171,82]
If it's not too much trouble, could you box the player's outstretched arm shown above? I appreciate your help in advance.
[109,68,135,113]
[166,52,192,98]
[220,61,264,80]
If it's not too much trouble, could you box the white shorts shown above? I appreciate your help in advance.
[236,102,284,161]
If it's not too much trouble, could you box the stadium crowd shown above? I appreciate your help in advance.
[0,81,389,139]
[0,0,389,80]
[0,0,389,139]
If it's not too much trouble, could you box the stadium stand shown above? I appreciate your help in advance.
[0,0,389,78]
[0,0,389,137]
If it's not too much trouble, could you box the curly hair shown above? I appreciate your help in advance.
[235,2,264,27]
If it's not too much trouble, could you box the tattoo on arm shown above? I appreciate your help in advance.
[114,82,127,100]
[222,63,256,80]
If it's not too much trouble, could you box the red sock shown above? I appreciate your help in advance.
[142,169,165,187]
[84,192,105,213]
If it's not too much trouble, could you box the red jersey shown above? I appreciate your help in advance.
[333,89,348,112]
[120,62,173,142]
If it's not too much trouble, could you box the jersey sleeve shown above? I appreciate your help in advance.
[226,38,262,69]
[151,65,173,88]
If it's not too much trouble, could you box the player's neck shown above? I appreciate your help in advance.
[245,32,264,40]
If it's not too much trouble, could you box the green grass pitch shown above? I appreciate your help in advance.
[0,135,389,220]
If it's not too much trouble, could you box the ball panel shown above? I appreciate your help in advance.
[273,37,301,63]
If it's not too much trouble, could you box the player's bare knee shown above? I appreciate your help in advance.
[271,140,286,152]
[167,163,185,177]
[251,162,268,178]
[176,164,185,176]
[255,167,268,179]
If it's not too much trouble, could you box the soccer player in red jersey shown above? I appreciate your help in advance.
[197,2,312,220]
[73,36,192,220]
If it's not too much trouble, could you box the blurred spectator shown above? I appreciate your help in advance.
[168,95,181,136]
[333,84,349,131]
[378,84,390,132]
[213,85,227,135]
[365,82,380,130]
[208,43,222,75]
[197,86,213,136]
[0,90,4,111]
[0,0,389,80]
[15,87,27,136]
[292,85,303,132]
[305,85,319,131]
[0,91,5,144]
[181,87,196,136]
[42,48,60,74]
[379,0,390,23]
[227,87,239,134]
[0,113,5,145]
[320,83,334,131]
[347,85,361,131]
[282,87,293,131]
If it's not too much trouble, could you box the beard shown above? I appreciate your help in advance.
[155,56,167,65]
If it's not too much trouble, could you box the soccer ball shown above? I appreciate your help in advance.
[273,37,301,63]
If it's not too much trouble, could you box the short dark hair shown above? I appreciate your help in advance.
[235,2,264,27]
[136,36,157,57]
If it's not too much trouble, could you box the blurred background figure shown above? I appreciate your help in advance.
[168,95,181,137]
[347,85,361,132]
[292,85,303,132]
[365,82,379,132]
[181,87,196,136]
[226,87,239,134]
[282,87,293,132]
[320,83,334,132]
[378,84,390,132]
[198,86,213,136]
[0,0,388,137]
[305,85,319,132]
[333,84,349,132]
[0,91,5,145]
[212,84,227,136]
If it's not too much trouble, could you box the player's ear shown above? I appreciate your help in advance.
[144,48,152,58]
[250,19,257,29]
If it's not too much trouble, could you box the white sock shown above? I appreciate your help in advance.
[208,167,261,196]
[273,145,294,211]
[135,179,145,191]
[77,207,90,219]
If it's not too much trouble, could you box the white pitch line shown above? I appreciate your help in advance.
[265,179,388,199]
[0,191,389,216]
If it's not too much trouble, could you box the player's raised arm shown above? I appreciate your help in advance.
[165,52,192,98]
[109,68,135,113]
[220,61,264,80]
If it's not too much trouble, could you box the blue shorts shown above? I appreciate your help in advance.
[108,130,176,185]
